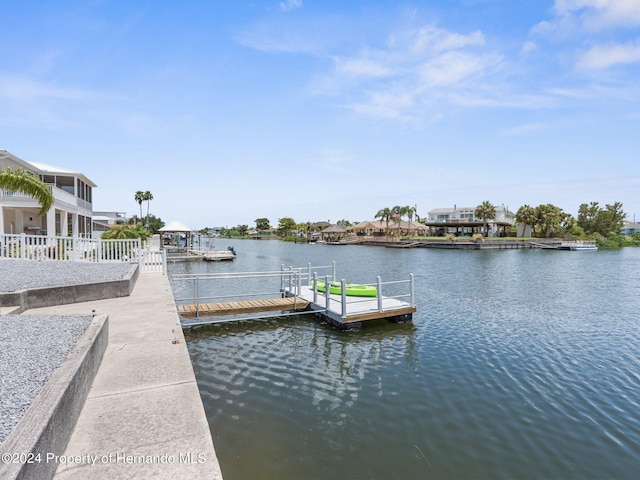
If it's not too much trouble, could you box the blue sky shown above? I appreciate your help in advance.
[1,0,639,228]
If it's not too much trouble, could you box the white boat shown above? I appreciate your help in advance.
[203,251,234,261]
[558,241,598,251]
[192,246,237,261]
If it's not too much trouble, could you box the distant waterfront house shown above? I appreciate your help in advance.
[425,205,515,237]
[0,150,96,237]
[320,225,347,242]
[621,222,640,235]
[347,220,427,237]
[309,221,331,232]
[348,221,388,236]
[388,220,428,236]
[92,211,127,238]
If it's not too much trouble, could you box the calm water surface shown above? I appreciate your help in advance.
[171,241,640,479]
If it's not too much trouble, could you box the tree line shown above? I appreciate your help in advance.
[514,201,626,238]
[219,200,630,241]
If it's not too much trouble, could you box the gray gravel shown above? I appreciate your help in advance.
[0,259,131,445]
[0,258,133,292]
[0,314,93,444]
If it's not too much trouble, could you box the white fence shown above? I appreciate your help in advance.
[139,250,167,274]
[0,233,166,274]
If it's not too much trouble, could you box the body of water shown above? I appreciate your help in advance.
[170,241,640,479]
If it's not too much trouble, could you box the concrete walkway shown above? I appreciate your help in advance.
[25,272,223,480]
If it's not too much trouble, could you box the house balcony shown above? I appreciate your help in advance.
[1,185,92,211]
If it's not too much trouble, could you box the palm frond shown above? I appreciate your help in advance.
[0,167,54,215]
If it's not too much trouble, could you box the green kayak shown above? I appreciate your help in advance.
[311,280,378,297]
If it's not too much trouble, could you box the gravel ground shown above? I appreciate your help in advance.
[0,259,131,445]
[0,314,93,444]
[0,258,133,292]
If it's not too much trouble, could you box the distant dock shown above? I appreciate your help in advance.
[348,238,575,250]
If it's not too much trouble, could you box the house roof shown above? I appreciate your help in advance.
[0,150,97,187]
[322,225,347,233]
[159,220,192,232]
[348,220,387,230]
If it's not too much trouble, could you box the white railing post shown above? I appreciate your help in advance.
[341,279,347,318]
[20,233,26,259]
[312,272,318,304]
[324,275,330,313]
[410,273,415,306]
[162,249,167,275]
[280,264,285,292]
[377,276,383,312]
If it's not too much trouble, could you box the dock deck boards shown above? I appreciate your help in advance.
[177,296,309,318]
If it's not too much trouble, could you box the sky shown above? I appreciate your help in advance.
[1,0,639,229]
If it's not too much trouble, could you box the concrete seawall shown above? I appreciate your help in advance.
[22,273,223,479]
[0,315,108,480]
[0,264,139,312]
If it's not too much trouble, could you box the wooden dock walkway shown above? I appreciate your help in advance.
[385,241,422,249]
[177,297,309,318]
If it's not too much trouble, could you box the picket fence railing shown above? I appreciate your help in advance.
[0,233,165,273]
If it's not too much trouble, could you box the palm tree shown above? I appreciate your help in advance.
[0,167,54,215]
[406,205,416,224]
[392,205,407,235]
[475,200,496,237]
[143,191,153,227]
[515,205,537,237]
[102,223,152,241]
[134,191,145,224]
[375,208,393,236]
[535,203,563,238]
[402,205,416,235]
[101,224,139,239]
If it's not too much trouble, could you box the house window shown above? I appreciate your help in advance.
[56,176,75,194]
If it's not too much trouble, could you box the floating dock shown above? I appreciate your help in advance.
[173,263,416,329]
[296,285,415,326]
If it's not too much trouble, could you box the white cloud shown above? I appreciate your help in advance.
[576,40,640,69]
[534,0,640,36]
[409,26,485,53]
[417,51,500,88]
[333,57,391,78]
[500,122,550,136]
[553,0,640,31]
[531,1,640,73]
[320,24,506,120]
[349,89,418,122]
[279,0,302,13]
[520,41,538,55]
[0,77,93,102]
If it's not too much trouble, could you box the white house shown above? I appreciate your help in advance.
[0,150,96,237]
[427,204,514,224]
[426,204,515,237]
[92,211,127,237]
